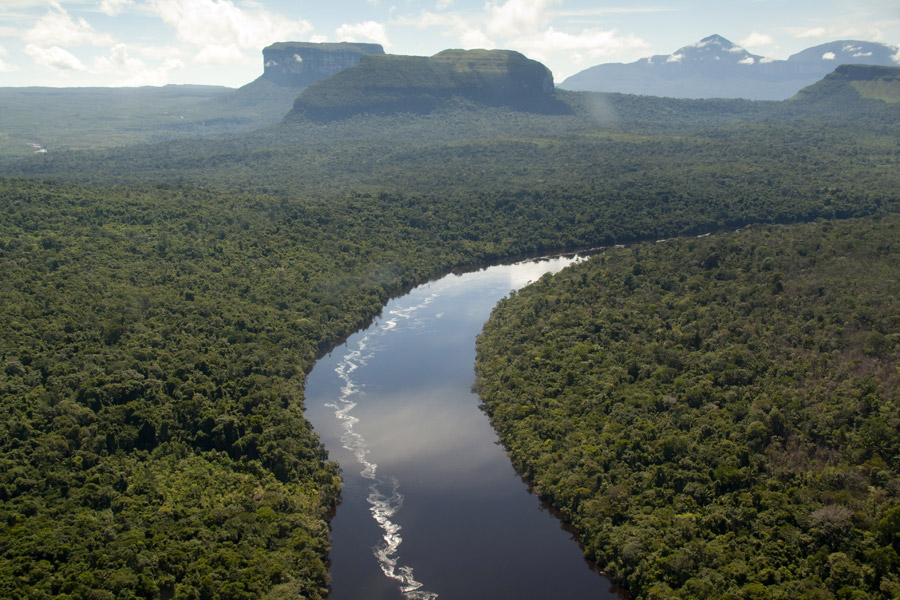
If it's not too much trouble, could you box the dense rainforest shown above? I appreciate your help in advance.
[475,216,900,600]
[0,176,566,599]
[1,60,900,599]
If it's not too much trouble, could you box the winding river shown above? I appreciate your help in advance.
[305,255,626,600]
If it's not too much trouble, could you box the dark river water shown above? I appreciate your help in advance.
[305,255,626,600]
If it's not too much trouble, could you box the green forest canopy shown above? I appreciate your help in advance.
[475,215,900,600]
[1,68,900,598]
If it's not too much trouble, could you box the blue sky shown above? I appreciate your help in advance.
[1,0,898,87]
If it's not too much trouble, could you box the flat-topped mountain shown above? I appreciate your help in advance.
[260,41,385,87]
[561,35,900,100]
[792,64,900,105]
[287,49,567,121]
[209,42,385,123]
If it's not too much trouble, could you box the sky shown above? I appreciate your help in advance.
[0,0,898,87]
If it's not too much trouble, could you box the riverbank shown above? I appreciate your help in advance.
[306,256,627,599]
[475,215,900,600]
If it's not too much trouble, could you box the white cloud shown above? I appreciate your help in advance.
[893,48,900,64]
[162,56,184,70]
[787,24,886,42]
[148,0,313,64]
[336,21,392,49]
[822,51,836,60]
[92,43,178,85]
[149,0,313,47]
[739,32,774,48]
[436,0,453,9]
[486,0,560,38]
[666,53,683,63]
[93,43,141,72]
[508,27,647,63]
[25,43,88,71]
[738,56,755,65]
[554,6,675,17]
[0,44,16,72]
[99,0,133,17]
[396,5,646,79]
[787,26,827,39]
[461,28,494,49]
[194,43,248,66]
[396,10,482,46]
[24,5,115,47]
[133,44,183,62]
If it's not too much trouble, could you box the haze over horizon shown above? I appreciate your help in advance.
[0,0,898,88]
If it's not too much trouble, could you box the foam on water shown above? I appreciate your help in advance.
[324,293,439,600]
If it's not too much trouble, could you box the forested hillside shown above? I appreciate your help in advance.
[475,216,900,600]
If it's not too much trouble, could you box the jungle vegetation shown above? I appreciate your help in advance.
[1,62,899,599]
[0,86,240,162]
[0,175,568,599]
[475,216,900,600]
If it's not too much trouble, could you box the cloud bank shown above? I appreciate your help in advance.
[336,21,392,49]
[148,0,313,63]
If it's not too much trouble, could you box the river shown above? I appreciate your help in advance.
[304,254,626,600]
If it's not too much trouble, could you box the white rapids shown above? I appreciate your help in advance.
[324,295,440,600]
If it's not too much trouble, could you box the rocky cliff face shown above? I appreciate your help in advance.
[261,42,385,87]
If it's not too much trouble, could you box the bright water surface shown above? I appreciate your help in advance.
[305,255,626,600]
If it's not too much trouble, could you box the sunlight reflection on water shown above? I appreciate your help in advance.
[305,253,625,600]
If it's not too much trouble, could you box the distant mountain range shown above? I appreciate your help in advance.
[560,34,900,100]
[3,38,898,163]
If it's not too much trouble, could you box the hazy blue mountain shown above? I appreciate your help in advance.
[560,34,900,100]
[787,40,900,71]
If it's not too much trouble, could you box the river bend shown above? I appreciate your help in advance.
[305,256,625,600]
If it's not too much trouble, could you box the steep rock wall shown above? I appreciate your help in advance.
[262,42,385,87]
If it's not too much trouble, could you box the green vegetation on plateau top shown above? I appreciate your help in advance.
[793,64,900,104]
[475,215,900,600]
[287,48,565,120]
